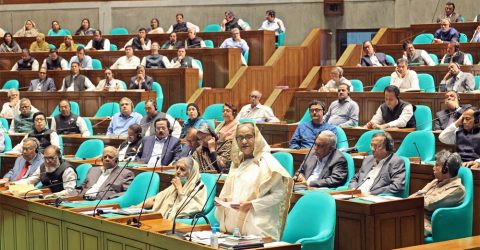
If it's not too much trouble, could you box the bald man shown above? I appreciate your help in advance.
[237,90,280,123]
[77,146,134,200]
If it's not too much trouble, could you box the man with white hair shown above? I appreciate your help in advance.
[237,90,279,123]
[321,66,352,92]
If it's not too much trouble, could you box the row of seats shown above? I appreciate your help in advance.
[413,32,469,44]
[382,52,474,66]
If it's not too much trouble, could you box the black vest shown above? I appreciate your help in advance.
[174,56,193,68]
[186,37,203,48]
[145,54,166,68]
[444,51,466,65]
[16,57,35,70]
[173,22,188,32]
[455,127,480,162]
[92,38,105,50]
[40,162,71,193]
[380,100,416,128]
[46,57,64,70]
[28,129,53,153]
[131,37,151,51]
[225,17,242,31]
[54,114,81,135]
[64,74,87,91]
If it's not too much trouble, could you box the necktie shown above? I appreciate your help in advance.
[16,161,30,181]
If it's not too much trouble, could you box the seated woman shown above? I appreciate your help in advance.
[320,66,353,92]
[148,18,164,34]
[29,33,49,52]
[74,18,95,36]
[14,19,39,37]
[180,103,207,139]
[0,33,22,53]
[47,20,69,36]
[58,35,78,52]
[215,122,293,241]
[133,157,207,219]
[215,102,239,140]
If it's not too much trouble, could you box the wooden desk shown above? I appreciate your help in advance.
[395,235,480,249]
[61,134,125,155]
[257,123,297,148]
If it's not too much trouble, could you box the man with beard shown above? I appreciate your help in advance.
[324,83,359,126]
[51,100,90,137]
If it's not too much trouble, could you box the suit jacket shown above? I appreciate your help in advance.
[28,78,56,92]
[3,153,44,181]
[360,53,392,67]
[136,135,181,166]
[434,105,471,130]
[300,149,348,188]
[129,75,153,90]
[348,154,406,195]
[77,166,134,200]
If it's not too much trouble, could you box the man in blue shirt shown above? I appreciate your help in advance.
[433,18,459,44]
[106,97,142,135]
[2,138,44,182]
[289,99,337,149]
[69,47,93,70]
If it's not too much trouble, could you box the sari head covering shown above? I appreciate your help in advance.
[0,32,21,52]
[14,20,39,37]
[152,157,207,219]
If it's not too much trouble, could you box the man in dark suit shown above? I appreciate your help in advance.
[360,41,393,67]
[129,65,153,90]
[348,131,406,195]
[136,118,181,166]
[434,91,470,130]
[78,146,134,200]
[293,130,348,188]
[28,67,56,92]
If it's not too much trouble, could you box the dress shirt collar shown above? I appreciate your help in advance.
[101,166,115,175]
[120,112,133,119]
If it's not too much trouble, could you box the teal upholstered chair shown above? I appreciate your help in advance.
[204,40,214,48]
[58,135,63,154]
[2,80,19,90]
[48,44,56,49]
[276,32,285,48]
[74,139,104,159]
[166,103,189,121]
[92,59,102,70]
[282,192,336,250]
[119,80,127,90]
[0,118,9,132]
[398,156,410,198]
[459,33,468,43]
[350,79,364,92]
[3,132,12,152]
[428,54,439,65]
[466,53,473,65]
[354,130,382,155]
[50,101,80,117]
[335,126,348,150]
[205,119,216,130]
[298,108,311,123]
[203,24,222,32]
[335,152,355,190]
[94,102,120,117]
[110,44,118,51]
[82,117,94,136]
[425,167,473,243]
[195,59,203,88]
[134,101,146,117]
[76,43,85,48]
[203,104,224,122]
[152,82,164,111]
[75,163,92,187]
[413,33,434,44]
[243,50,249,65]
[385,54,396,66]
[418,73,436,93]
[396,131,435,162]
[273,152,294,177]
[110,27,128,35]
[414,105,433,131]
[475,76,480,90]
[371,76,391,92]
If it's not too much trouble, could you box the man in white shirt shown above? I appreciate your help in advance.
[50,100,90,137]
[259,10,285,35]
[110,45,140,70]
[141,42,171,69]
[221,10,251,31]
[389,58,420,92]
[171,47,203,80]
[85,30,110,51]
[439,62,475,93]
[166,13,200,33]
[69,47,93,70]
[124,28,151,51]
[59,62,95,91]
[0,90,38,119]
[95,68,125,91]
[11,49,39,71]
[402,40,435,66]
[237,90,280,123]
[440,42,472,65]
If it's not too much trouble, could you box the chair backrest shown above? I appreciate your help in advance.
[195,59,203,88]
[398,156,411,198]
[50,101,80,117]
[204,40,214,48]
[134,101,147,117]
[413,33,434,44]
[110,44,118,51]
[203,24,222,32]
[418,73,436,93]
[152,82,164,111]
[75,139,104,159]
[276,32,285,47]
[385,54,396,66]
[48,44,56,49]
[336,152,355,190]
[371,76,391,92]
[200,173,218,215]
[459,33,468,43]
[92,59,102,70]
[82,117,94,136]
[58,135,63,154]
[166,103,189,121]
[115,172,160,208]
[3,133,12,152]
[335,126,348,149]
[0,117,9,131]
[3,80,19,90]
[63,28,72,35]
[203,104,224,122]
[428,53,439,65]
[466,53,473,65]
[282,192,336,250]
[298,108,311,123]
[119,80,127,90]
[94,102,120,117]
[76,43,85,48]
[396,131,435,162]
[414,105,433,131]
[354,130,382,155]
[475,76,480,90]
[272,152,294,177]
[350,79,364,92]
[75,163,92,187]
[243,50,249,64]
[204,119,216,130]
[110,27,129,35]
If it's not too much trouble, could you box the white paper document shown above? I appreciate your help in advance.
[215,197,240,207]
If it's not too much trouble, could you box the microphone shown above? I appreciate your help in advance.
[169,182,205,236]
[349,176,371,199]
[23,178,79,199]
[412,142,423,163]
[399,30,428,43]
[92,117,111,128]
[415,109,457,130]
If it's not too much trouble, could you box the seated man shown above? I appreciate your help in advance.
[471,25,480,43]
[29,33,49,52]
[78,146,134,200]
[166,13,200,33]
[136,118,181,166]
[184,28,205,48]
[320,67,352,92]
[85,30,110,51]
[118,124,143,161]
[10,112,59,154]
[360,41,393,67]
[140,100,181,138]
[221,10,251,31]
[171,47,203,79]
[440,42,472,65]
[69,47,93,70]
[0,90,38,119]
[433,19,459,44]
[95,68,124,91]
[439,62,475,92]
[436,2,463,23]
[439,106,480,165]
[110,45,140,69]
[293,131,348,188]
[259,9,286,36]
[161,32,183,49]
[389,58,420,92]
[348,131,406,195]
[9,98,36,134]
[59,62,95,91]
[51,100,90,137]
[41,48,68,70]
[220,28,249,64]
[129,65,153,90]
[410,150,465,236]
[14,145,77,197]
[1,138,43,182]
[237,90,280,123]
[290,99,337,149]
[178,127,199,158]
[402,40,435,66]
[324,83,359,126]
[28,67,56,92]
[434,91,470,130]
[366,85,416,129]
[141,42,172,69]
[124,28,151,51]
[193,123,231,173]
[11,48,39,71]
[106,97,142,136]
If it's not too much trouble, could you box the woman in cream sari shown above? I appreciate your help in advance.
[14,20,39,37]
[215,122,293,241]
[134,157,207,219]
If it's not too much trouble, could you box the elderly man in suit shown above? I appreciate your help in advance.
[78,146,134,200]
[293,130,348,188]
[360,41,393,67]
[1,138,43,182]
[348,131,406,195]
[136,118,181,166]
[434,91,470,130]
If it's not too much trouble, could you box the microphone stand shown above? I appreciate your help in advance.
[348,177,371,199]
[168,184,205,237]
[23,178,79,199]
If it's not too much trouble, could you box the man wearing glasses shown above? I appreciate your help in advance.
[433,19,459,44]
[28,67,56,92]
[289,99,337,149]
[9,98,37,133]
[360,41,393,67]
[237,90,280,123]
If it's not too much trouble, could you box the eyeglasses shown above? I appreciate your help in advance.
[309,108,323,113]
[236,134,254,141]
[34,118,45,121]
[249,95,260,99]
[44,156,57,161]
[39,72,46,74]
